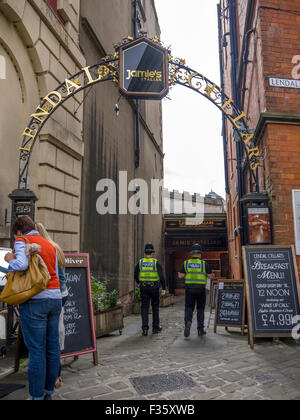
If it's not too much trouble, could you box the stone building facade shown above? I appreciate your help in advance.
[0,0,164,309]
[0,0,85,251]
[218,0,300,279]
[80,0,164,305]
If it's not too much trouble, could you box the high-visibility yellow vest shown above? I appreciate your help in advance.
[184,258,207,285]
[139,258,160,282]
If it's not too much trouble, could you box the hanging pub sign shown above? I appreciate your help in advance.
[247,206,272,245]
[119,37,169,100]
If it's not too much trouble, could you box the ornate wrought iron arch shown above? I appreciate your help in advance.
[18,55,119,189]
[18,38,259,190]
[168,57,259,177]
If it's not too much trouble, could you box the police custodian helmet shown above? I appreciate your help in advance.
[145,242,155,254]
[191,243,202,254]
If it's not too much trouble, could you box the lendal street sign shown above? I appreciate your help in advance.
[119,37,169,100]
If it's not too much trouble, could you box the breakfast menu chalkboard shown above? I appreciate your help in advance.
[61,254,98,364]
[243,246,300,348]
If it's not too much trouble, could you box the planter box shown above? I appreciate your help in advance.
[160,294,175,308]
[94,305,124,338]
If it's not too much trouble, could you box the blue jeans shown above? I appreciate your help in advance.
[19,298,62,400]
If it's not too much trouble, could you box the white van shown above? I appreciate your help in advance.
[0,248,11,287]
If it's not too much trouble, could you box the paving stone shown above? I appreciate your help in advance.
[221,384,241,394]
[2,298,300,401]
[107,381,130,391]
[219,392,243,400]
[93,390,135,400]
[205,378,227,389]
[194,390,223,400]
[62,385,111,400]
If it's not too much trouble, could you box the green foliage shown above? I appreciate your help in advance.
[90,274,120,313]
[134,285,172,302]
[135,286,141,302]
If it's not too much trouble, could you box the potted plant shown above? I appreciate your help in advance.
[91,275,124,337]
[132,286,142,314]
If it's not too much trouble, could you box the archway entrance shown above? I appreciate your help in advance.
[12,35,261,228]
[6,34,262,346]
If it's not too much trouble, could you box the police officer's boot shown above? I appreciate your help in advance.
[142,328,148,336]
[184,321,192,338]
[198,328,207,337]
[152,326,162,334]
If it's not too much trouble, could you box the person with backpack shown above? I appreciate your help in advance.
[35,222,68,389]
[4,215,62,400]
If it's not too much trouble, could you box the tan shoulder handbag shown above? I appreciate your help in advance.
[0,237,50,305]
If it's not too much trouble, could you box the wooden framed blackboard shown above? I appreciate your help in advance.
[209,280,218,311]
[61,254,98,364]
[207,280,218,329]
[243,245,300,348]
[214,280,246,334]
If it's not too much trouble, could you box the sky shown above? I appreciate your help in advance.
[154,0,225,198]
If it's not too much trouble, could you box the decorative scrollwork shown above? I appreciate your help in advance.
[18,37,261,191]
[18,58,118,189]
[168,56,260,172]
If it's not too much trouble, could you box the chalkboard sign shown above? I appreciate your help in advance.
[61,254,98,364]
[243,245,300,348]
[214,280,246,334]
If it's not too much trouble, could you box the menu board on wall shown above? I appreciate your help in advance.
[292,190,300,255]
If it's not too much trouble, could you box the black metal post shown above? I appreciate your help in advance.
[228,0,246,246]
[6,188,38,344]
[217,3,229,196]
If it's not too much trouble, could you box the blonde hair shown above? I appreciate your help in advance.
[35,222,65,268]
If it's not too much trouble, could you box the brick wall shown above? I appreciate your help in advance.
[221,0,300,279]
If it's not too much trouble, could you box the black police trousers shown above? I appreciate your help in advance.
[185,287,206,330]
[140,284,160,330]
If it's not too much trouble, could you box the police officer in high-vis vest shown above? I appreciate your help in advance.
[135,243,166,336]
[178,244,215,338]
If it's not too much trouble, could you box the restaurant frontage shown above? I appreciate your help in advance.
[164,190,228,294]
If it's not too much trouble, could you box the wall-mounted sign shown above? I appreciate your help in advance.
[269,77,300,89]
[165,219,226,230]
[165,236,228,252]
[119,37,169,100]
[292,190,300,255]
[247,206,272,245]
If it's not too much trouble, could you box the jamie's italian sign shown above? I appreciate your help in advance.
[119,37,169,100]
